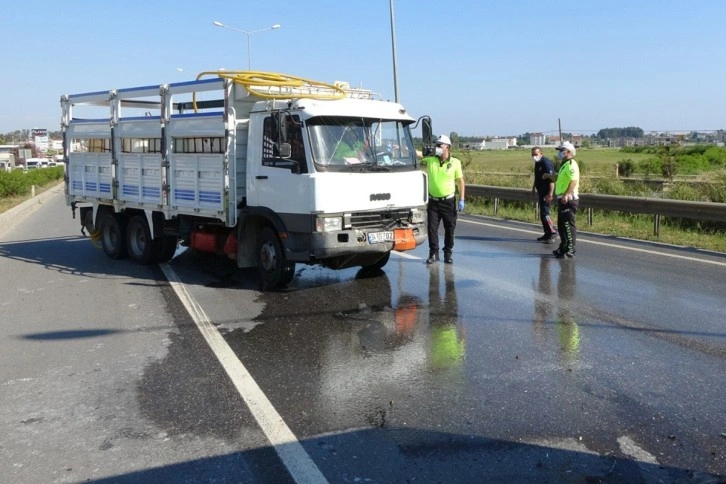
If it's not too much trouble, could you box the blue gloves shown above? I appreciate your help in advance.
[458,200,465,212]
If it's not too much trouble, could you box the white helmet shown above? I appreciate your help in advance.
[556,141,576,156]
[435,134,452,146]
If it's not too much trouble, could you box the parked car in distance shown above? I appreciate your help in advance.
[25,158,45,170]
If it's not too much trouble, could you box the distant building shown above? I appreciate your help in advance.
[464,140,486,150]
[483,138,517,150]
[0,152,16,170]
[529,133,545,146]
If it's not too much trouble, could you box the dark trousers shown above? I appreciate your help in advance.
[557,199,579,252]
[427,197,457,255]
[537,194,556,235]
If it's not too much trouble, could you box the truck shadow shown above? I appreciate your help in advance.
[0,234,163,282]
[86,427,716,483]
[0,234,262,290]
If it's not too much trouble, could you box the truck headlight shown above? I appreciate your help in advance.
[410,208,425,224]
[316,216,342,232]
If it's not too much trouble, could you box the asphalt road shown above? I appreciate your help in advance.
[1,188,725,483]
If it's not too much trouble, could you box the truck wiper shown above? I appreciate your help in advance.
[357,162,390,172]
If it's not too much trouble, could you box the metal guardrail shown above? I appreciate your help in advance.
[466,185,726,235]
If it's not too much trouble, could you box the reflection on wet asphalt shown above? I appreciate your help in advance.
[169,230,726,479]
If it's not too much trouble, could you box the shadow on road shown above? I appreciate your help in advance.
[87,426,718,483]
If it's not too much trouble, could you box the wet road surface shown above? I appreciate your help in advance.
[168,215,726,482]
[2,190,725,482]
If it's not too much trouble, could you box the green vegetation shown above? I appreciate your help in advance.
[0,167,64,213]
[0,166,64,198]
[596,126,645,139]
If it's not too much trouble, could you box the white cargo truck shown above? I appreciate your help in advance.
[61,72,433,289]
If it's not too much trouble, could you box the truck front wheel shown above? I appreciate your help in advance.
[257,226,295,289]
[126,215,156,265]
[99,213,127,259]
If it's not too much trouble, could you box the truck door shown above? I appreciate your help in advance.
[248,114,310,215]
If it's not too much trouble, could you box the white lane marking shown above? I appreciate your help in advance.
[617,436,660,465]
[393,250,420,260]
[159,263,328,484]
[461,218,726,267]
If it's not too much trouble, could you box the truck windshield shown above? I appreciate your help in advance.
[307,116,417,172]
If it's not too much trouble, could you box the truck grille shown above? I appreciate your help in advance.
[350,209,410,229]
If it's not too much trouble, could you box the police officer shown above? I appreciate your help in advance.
[421,135,465,264]
[547,141,580,258]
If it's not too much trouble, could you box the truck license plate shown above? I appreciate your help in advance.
[367,231,394,244]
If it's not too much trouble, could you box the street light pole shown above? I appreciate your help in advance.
[212,20,281,71]
[389,0,399,102]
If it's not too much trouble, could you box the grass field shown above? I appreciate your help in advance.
[457,147,654,185]
[455,147,726,253]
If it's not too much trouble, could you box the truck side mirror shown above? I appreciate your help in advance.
[277,142,291,159]
[421,117,434,157]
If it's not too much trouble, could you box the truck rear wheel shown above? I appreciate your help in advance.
[257,226,295,289]
[126,215,156,265]
[99,213,127,259]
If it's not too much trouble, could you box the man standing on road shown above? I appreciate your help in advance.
[547,141,580,258]
[421,135,466,264]
[531,146,557,243]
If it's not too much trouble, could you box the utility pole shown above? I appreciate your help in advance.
[389,0,399,102]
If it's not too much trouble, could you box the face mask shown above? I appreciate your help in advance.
[435,146,444,157]
[557,151,565,160]
[532,155,541,162]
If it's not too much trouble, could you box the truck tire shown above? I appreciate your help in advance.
[99,213,127,259]
[154,236,178,263]
[257,226,295,289]
[126,215,156,265]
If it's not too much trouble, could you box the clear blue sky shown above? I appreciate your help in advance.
[2,0,725,138]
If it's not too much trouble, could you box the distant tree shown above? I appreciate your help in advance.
[516,132,531,146]
[449,132,459,148]
[596,127,644,139]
